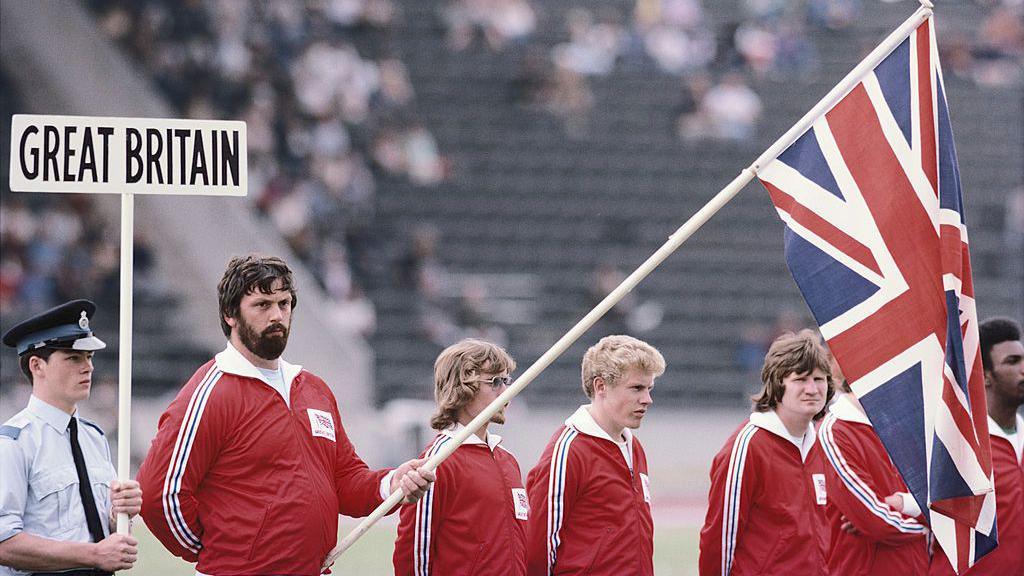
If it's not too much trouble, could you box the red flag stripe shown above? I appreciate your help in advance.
[916,24,938,194]
[764,182,884,277]
[940,373,982,456]
[822,83,946,382]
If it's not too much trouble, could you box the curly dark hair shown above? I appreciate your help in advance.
[217,255,297,337]
[979,317,1022,371]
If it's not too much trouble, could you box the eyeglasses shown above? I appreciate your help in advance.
[471,376,512,389]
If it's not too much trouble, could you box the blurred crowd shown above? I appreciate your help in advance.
[87,0,452,335]
[504,0,1023,141]
[0,73,162,327]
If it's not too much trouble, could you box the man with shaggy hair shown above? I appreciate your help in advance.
[393,338,526,575]
[699,329,834,576]
[526,334,665,576]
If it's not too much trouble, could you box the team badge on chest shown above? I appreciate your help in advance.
[307,408,336,442]
[812,473,827,505]
[512,488,530,520]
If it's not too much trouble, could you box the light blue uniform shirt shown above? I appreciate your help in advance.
[0,395,116,576]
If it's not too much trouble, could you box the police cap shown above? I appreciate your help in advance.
[1,299,107,356]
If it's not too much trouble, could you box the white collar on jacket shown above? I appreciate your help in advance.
[215,341,303,387]
[829,393,872,426]
[987,413,1024,439]
[565,404,634,445]
[988,413,1024,463]
[749,409,817,461]
[441,422,503,451]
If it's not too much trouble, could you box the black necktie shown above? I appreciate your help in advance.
[68,417,106,543]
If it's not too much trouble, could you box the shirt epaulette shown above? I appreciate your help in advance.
[78,417,104,436]
[0,424,22,440]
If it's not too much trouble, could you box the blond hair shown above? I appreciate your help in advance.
[581,335,666,398]
[752,329,834,419]
[430,339,516,430]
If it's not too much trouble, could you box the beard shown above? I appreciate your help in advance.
[237,317,290,360]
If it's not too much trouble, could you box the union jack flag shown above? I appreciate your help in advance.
[757,15,996,573]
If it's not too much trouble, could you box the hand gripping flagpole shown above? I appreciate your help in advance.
[324,3,933,567]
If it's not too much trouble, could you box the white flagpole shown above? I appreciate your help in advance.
[116,191,134,535]
[325,3,933,567]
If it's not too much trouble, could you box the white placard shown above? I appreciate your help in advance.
[9,114,247,196]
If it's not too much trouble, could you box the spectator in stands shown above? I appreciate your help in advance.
[734,18,778,77]
[552,8,624,77]
[675,72,713,141]
[372,124,448,186]
[510,47,552,107]
[398,225,445,298]
[743,0,786,21]
[702,72,763,141]
[735,321,770,376]
[972,6,1024,87]
[455,278,509,347]
[588,264,662,334]
[443,0,536,52]
[541,63,595,136]
[699,330,833,576]
[322,0,398,30]
[88,0,449,338]
[634,0,714,75]
[807,0,861,31]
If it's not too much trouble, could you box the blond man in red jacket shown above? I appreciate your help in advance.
[526,335,665,576]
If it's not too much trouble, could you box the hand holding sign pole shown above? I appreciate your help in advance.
[8,114,247,534]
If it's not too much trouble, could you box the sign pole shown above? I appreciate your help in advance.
[116,191,133,534]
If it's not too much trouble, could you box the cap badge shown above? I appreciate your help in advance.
[79,311,90,331]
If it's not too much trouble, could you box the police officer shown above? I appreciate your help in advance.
[0,300,142,576]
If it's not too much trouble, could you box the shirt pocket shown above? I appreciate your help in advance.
[88,465,114,532]
[29,466,79,537]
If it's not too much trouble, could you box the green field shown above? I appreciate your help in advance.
[126,518,700,575]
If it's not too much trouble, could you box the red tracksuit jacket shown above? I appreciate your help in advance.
[525,405,654,576]
[930,414,1024,576]
[818,395,928,575]
[137,344,388,575]
[393,426,528,575]
[699,410,830,576]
